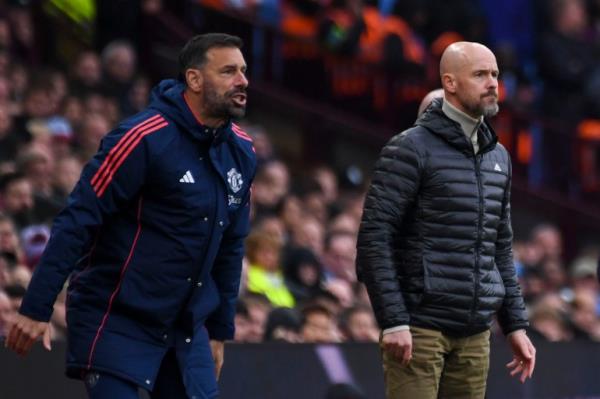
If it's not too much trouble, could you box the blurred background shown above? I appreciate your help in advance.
[0,0,600,398]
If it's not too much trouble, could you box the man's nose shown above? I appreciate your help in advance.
[236,71,248,88]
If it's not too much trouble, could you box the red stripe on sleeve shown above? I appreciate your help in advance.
[92,118,166,194]
[91,115,162,187]
[95,121,168,197]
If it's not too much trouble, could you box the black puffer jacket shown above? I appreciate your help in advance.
[357,99,528,336]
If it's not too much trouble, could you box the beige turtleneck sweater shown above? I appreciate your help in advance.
[442,99,483,154]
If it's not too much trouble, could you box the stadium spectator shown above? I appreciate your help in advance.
[282,246,324,303]
[531,224,564,265]
[0,289,13,337]
[263,307,302,342]
[538,0,598,192]
[69,51,103,98]
[277,194,304,233]
[322,231,357,283]
[570,288,600,340]
[0,105,18,163]
[238,293,273,343]
[300,303,341,343]
[569,254,599,292]
[311,165,339,207]
[528,293,573,342]
[339,304,379,342]
[254,214,287,244]
[251,159,290,215]
[233,300,254,342]
[246,231,295,308]
[328,212,360,236]
[4,283,26,312]
[16,145,56,200]
[290,216,325,258]
[74,112,110,162]
[0,215,24,265]
[52,155,84,204]
[100,40,137,103]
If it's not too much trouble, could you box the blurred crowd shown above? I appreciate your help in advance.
[0,0,599,347]
[231,145,600,344]
[0,1,154,342]
[196,0,600,195]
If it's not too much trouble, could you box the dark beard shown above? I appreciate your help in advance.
[202,81,246,120]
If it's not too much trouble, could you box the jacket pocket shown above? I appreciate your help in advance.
[420,256,433,307]
[489,265,506,310]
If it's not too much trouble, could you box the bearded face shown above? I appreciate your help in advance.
[457,87,499,118]
[202,76,247,120]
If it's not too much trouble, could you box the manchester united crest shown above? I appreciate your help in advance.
[227,168,243,193]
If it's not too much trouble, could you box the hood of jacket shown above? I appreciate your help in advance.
[147,79,233,144]
[415,97,498,156]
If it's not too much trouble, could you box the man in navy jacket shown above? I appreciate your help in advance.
[6,33,256,399]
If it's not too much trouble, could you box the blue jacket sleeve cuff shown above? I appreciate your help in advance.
[205,322,234,341]
[19,293,53,322]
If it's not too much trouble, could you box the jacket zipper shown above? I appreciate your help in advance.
[468,154,484,331]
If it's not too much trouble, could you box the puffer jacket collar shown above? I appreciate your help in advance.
[416,98,498,156]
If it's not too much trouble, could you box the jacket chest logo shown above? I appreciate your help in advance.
[227,168,243,193]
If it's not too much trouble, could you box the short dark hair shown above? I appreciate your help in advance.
[0,172,27,194]
[178,33,243,82]
[300,303,333,326]
[4,284,26,299]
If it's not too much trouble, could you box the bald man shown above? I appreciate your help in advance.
[357,42,534,399]
[417,88,444,117]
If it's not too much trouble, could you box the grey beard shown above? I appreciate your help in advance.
[482,103,499,118]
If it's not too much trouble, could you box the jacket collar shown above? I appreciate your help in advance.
[148,79,234,145]
[416,98,497,156]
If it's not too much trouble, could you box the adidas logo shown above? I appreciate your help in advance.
[494,163,502,172]
[179,170,195,183]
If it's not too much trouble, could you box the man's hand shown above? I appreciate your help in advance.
[506,330,535,383]
[381,330,412,365]
[5,313,52,356]
[209,339,225,380]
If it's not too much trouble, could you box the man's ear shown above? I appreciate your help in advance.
[185,69,204,93]
[441,73,456,94]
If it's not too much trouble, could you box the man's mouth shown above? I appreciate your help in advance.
[231,92,247,107]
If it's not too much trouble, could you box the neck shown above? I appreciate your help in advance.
[442,98,482,154]
[183,90,225,128]
[444,96,481,120]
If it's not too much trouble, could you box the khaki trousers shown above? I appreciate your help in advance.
[382,326,490,399]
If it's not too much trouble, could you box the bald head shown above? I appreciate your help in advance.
[418,88,444,117]
[440,42,495,77]
[439,41,499,118]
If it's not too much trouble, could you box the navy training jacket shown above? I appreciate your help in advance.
[19,79,257,397]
